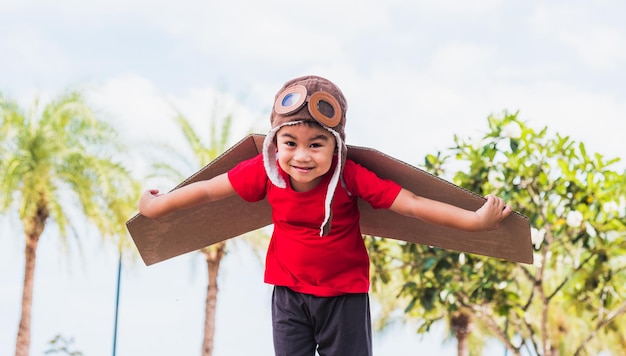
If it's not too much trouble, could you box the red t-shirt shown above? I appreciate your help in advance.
[228,154,402,297]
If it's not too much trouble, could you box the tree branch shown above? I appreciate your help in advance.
[469,304,521,355]
[574,300,626,356]
[546,253,595,301]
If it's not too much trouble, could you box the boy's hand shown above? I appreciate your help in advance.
[139,189,162,219]
[475,194,512,230]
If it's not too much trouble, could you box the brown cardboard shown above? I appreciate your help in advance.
[126,134,534,266]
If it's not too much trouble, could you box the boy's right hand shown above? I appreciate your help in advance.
[139,189,161,219]
[136,173,237,220]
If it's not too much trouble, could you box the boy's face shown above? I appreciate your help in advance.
[276,122,336,192]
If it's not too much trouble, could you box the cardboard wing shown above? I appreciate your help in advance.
[126,134,534,266]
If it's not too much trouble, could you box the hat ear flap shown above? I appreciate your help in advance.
[264,121,305,188]
[263,125,286,188]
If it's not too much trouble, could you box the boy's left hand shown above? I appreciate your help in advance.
[476,194,512,230]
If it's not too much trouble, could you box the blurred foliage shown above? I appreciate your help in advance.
[45,335,84,356]
[0,91,141,249]
[368,112,626,355]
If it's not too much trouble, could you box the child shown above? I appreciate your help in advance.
[138,75,512,356]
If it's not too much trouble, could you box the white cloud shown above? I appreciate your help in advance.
[414,0,504,16]
[428,43,496,83]
[88,74,265,146]
[86,73,268,174]
[485,80,625,163]
[167,87,268,139]
[88,74,175,137]
[530,2,626,70]
[0,29,69,76]
[152,0,393,66]
[562,26,626,69]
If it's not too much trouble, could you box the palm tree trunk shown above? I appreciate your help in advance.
[15,231,41,356]
[451,310,472,356]
[202,242,226,356]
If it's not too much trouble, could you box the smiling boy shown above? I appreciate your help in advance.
[276,122,335,192]
[138,75,511,356]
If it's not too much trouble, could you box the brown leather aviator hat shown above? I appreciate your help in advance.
[262,75,348,236]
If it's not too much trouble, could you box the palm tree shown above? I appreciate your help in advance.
[148,109,267,356]
[0,91,139,356]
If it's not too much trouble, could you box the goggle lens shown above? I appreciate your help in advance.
[281,92,302,107]
[316,100,335,119]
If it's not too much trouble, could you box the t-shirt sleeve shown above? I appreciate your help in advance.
[343,159,402,209]
[227,154,268,202]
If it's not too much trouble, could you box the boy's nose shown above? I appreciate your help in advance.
[293,148,311,161]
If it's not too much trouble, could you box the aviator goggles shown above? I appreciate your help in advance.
[274,84,343,128]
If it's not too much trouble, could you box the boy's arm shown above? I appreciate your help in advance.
[388,188,512,232]
[139,172,236,219]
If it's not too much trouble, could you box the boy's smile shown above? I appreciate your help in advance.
[276,122,337,192]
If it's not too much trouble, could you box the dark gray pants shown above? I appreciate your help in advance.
[271,286,373,356]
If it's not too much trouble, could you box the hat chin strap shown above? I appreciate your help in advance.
[262,121,345,236]
[320,127,343,236]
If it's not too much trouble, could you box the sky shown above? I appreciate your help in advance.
[1,0,625,355]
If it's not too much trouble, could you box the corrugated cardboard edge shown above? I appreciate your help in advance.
[126,134,533,265]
